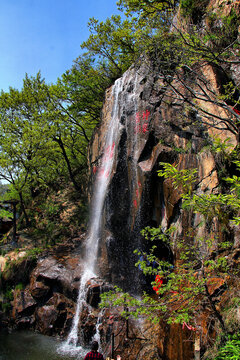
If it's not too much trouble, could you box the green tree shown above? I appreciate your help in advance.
[60,54,111,127]
[117,0,178,19]
[81,15,139,79]
[0,72,91,228]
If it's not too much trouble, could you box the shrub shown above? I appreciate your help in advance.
[212,334,240,360]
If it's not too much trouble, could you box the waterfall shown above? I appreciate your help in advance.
[59,75,125,357]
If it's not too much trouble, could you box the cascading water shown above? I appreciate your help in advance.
[59,75,126,357]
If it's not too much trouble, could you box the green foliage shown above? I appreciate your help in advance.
[100,286,165,324]
[0,182,9,196]
[40,198,61,218]
[0,285,14,313]
[0,208,13,220]
[211,334,240,360]
[81,15,138,77]
[0,71,91,234]
[1,302,12,313]
[4,285,13,302]
[208,137,233,157]
[158,161,240,226]
[117,0,178,20]
[24,247,43,260]
[158,162,198,195]
[207,8,240,49]
[61,54,112,128]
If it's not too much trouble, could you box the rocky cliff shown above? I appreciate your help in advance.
[89,59,239,286]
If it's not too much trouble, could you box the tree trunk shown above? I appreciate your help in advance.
[19,191,30,227]
[54,136,80,191]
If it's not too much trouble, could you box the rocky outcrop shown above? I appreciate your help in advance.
[86,278,113,308]
[8,247,114,339]
[89,57,238,293]
[3,236,83,335]
[9,255,78,335]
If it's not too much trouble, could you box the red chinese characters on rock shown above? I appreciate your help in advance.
[133,180,142,208]
[134,110,150,134]
[93,142,116,179]
[102,142,115,164]
[233,107,240,115]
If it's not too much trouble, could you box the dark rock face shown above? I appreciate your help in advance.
[86,277,113,308]
[89,59,236,295]
[0,218,13,235]
[35,305,58,335]
[29,280,50,299]
[9,252,114,339]
[34,293,75,336]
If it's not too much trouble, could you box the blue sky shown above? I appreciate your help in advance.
[0,0,119,92]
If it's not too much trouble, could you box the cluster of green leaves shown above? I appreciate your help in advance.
[207,8,240,49]
[0,209,13,220]
[211,334,240,360]
[100,285,166,324]
[158,162,198,195]
[159,160,240,226]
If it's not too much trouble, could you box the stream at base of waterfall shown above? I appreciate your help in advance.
[0,331,75,360]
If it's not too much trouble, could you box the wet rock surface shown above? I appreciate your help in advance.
[90,57,237,295]
[86,277,114,308]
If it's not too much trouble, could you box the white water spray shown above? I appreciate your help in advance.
[59,75,126,356]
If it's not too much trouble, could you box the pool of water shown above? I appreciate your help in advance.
[0,331,87,360]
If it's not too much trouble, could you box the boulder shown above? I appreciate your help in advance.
[86,277,114,308]
[12,288,37,320]
[45,292,75,335]
[35,305,58,335]
[30,256,77,299]
[29,279,50,299]
[15,316,35,330]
